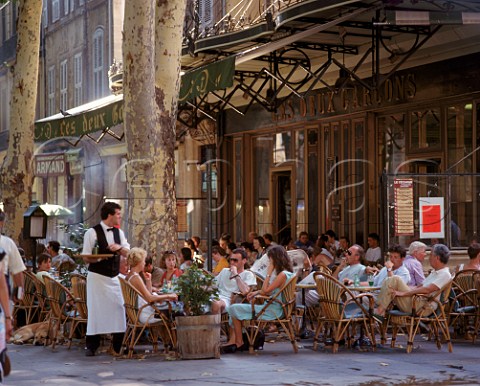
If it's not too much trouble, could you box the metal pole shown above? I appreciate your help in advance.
[206,147,213,272]
[32,239,37,274]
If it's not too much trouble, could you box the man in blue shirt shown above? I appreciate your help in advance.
[294,231,314,250]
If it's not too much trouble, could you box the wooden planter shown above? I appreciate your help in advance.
[175,314,221,359]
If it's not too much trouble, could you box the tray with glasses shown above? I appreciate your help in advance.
[76,254,115,261]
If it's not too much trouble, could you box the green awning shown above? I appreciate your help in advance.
[34,94,123,142]
[35,57,235,141]
[179,56,235,102]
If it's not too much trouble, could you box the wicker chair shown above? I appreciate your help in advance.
[30,274,50,322]
[243,274,298,354]
[12,271,39,327]
[386,279,453,353]
[119,277,176,358]
[43,276,78,349]
[448,269,479,343]
[316,264,332,275]
[249,270,265,289]
[312,271,376,353]
[69,274,88,348]
[302,266,331,331]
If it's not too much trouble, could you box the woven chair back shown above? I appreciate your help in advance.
[314,271,346,320]
[70,275,88,319]
[453,269,479,308]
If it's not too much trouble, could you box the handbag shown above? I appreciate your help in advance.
[0,316,10,381]
[0,348,10,378]
[242,328,265,350]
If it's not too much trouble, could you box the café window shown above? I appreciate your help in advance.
[447,103,473,171]
[295,130,305,235]
[409,108,441,151]
[273,131,292,165]
[379,113,406,173]
[253,137,273,236]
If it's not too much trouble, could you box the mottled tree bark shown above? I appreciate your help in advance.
[153,0,187,255]
[123,0,156,250]
[0,0,42,248]
[123,0,186,261]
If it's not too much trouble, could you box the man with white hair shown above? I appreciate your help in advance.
[403,241,427,287]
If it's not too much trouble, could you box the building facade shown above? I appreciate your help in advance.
[221,53,480,250]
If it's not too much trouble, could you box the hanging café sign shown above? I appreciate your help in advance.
[34,94,124,142]
[34,57,235,142]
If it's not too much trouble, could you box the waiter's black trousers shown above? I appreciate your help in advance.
[86,333,124,353]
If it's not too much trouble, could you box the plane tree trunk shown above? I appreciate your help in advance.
[123,0,186,261]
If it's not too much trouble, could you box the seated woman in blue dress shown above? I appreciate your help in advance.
[222,245,294,353]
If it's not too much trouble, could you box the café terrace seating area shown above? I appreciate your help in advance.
[11,265,480,358]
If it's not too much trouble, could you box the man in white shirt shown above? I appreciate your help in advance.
[82,202,130,357]
[375,244,452,317]
[365,244,410,288]
[211,249,256,314]
[297,244,366,308]
[0,210,26,300]
[333,244,366,284]
[365,233,382,264]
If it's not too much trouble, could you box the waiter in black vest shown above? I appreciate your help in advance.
[82,202,130,356]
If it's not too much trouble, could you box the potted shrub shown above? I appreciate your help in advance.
[175,263,221,359]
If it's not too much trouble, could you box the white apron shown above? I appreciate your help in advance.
[86,272,126,335]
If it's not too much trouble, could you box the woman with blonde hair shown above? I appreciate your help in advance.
[126,248,178,323]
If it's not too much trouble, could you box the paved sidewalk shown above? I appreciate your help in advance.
[6,335,480,386]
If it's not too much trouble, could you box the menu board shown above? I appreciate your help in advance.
[394,178,414,236]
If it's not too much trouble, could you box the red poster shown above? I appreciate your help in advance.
[421,205,441,233]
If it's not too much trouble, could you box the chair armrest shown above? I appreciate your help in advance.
[251,294,270,303]
[411,293,441,316]
[450,288,477,302]
[150,300,173,311]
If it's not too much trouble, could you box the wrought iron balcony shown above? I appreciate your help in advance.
[183,0,308,55]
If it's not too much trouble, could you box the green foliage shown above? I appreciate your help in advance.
[175,263,219,316]
[57,223,89,282]
[58,222,89,253]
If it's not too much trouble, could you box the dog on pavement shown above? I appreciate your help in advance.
[10,321,50,345]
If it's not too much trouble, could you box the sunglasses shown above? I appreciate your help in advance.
[345,249,353,256]
[164,250,177,255]
[229,258,239,263]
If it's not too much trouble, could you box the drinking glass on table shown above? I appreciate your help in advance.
[368,274,374,287]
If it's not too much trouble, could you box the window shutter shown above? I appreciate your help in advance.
[199,0,213,34]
